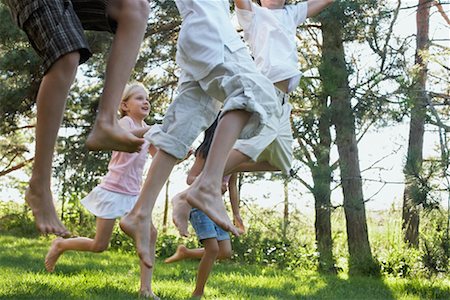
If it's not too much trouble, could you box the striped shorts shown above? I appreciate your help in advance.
[17,0,118,74]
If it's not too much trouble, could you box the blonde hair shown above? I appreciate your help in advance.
[119,83,149,118]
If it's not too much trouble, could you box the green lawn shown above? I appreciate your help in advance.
[1,235,449,299]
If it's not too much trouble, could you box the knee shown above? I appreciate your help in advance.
[91,242,109,253]
[120,0,150,22]
[205,243,220,258]
[47,52,79,81]
[218,248,233,260]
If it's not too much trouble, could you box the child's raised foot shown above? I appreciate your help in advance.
[45,237,64,272]
[164,245,188,264]
[119,215,153,268]
[25,186,70,237]
[86,121,144,153]
[185,181,239,237]
[172,193,191,237]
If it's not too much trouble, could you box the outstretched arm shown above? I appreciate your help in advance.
[187,155,205,185]
[228,173,245,234]
[234,0,252,11]
[306,0,334,18]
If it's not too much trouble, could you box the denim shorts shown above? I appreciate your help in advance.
[189,208,230,242]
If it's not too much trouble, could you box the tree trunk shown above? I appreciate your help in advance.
[312,102,336,273]
[283,178,289,239]
[320,12,378,275]
[402,0,430,248]
[162,178,170,233]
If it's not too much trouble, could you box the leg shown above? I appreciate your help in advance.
[86,0,150,153]
[139,224,160,299]
[217,240,232,260]
[27,52,80,237]
[120,150,178,268]
[185,111,250,236]
[45,218,115,272]
[172,192,192,237]
[164,245,205,264]
[192,239,220,298]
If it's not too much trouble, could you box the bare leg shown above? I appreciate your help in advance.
[27,52,81,237]
[164,245,204,263]
[185,111,251,236]
[139,224,160,299]
[172,192,191,237]
[120,150,177,268]
[192,239,219,298]
[45,218,115,272]
[86,0,150,153]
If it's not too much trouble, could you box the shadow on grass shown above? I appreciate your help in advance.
[309,274,395,300]
[400,279,450,299]
[1,281,139,300]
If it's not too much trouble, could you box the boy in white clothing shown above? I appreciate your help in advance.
[171,0,334,238]
[120,0,278,268]
[223,0,335,175]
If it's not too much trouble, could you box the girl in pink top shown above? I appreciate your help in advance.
[44,83,159,299]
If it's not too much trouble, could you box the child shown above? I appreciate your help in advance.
[44,83,159,299]
[172,0,334,237]
[227,0,335,173]
[119,0,278,268]
[5,0,150,236]
[183,116,245,236]
[165,120,236,298]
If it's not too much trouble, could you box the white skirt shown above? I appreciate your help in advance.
[81,186,138,219]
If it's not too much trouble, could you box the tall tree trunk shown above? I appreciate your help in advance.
[320,11,378,275]
[402,0,430,248]
[163,179,170,233]
[312,102,336,273]
[283,178,289,239]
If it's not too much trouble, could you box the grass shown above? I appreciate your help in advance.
[1,235,449,299]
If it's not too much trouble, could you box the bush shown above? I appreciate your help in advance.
[0,201,37,237]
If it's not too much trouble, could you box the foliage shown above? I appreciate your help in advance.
[1,235,450,299]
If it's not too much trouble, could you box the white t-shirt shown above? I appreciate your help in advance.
[236,2,308,92]
[176,0,246,82]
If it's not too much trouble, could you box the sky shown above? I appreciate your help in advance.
[1,1,449,216]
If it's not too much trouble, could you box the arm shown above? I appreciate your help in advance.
[228,173,240,216]
[187,156,205,185]
[228,173,246,234]
[118,118,150,138]
[234,0,252,11]
[306,0,334,18]
[148,144,157,157]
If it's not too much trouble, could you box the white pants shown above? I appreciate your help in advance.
[145,46,277,159]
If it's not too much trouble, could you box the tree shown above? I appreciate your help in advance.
[319,1,380,275]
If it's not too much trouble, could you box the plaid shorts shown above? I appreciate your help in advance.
[10,0,118,74]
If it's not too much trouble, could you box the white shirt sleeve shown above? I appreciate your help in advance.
[235,7,255,32]
[287,2,308,26]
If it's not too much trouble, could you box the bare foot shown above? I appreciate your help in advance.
[172,193,191,237]
[45,237,64,272]
[25,186,70,237]
[233,214,246,235]
[119,215,153,268]
[139,289,160,299]
[164,245,188,264]
[185,178,239,237]
[86,120,144,153]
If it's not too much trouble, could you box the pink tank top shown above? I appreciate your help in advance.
[99,116,149,195]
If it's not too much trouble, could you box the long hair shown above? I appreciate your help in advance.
[195,113,220,159]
